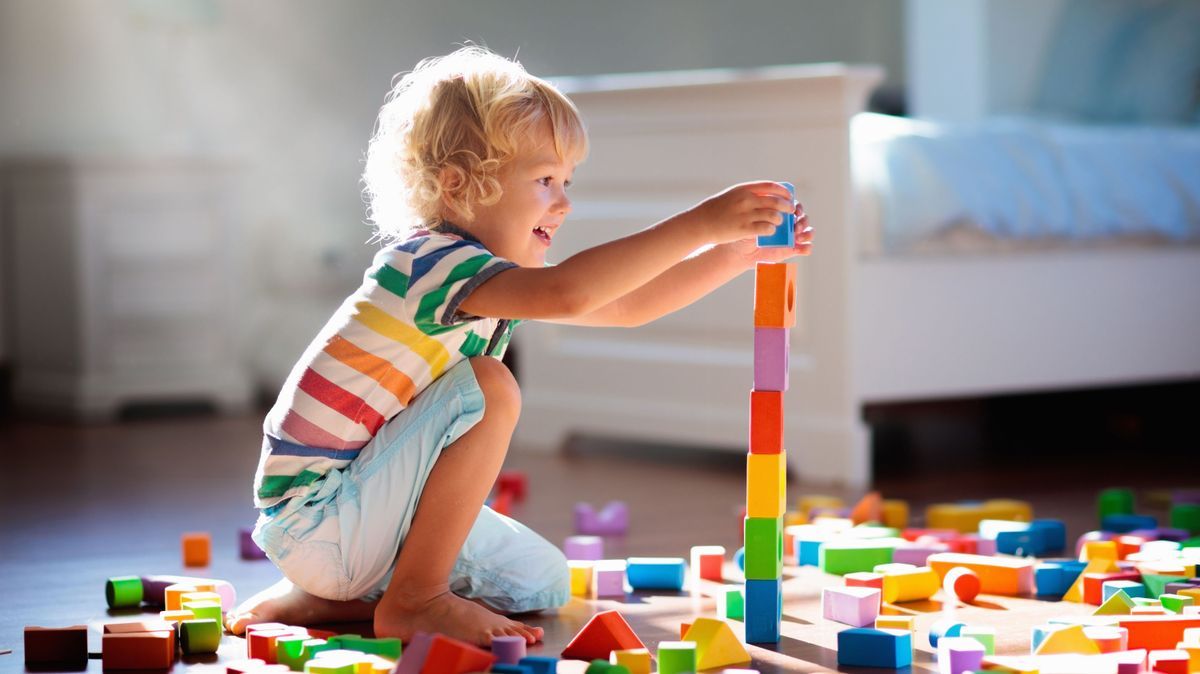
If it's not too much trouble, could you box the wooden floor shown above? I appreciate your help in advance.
[0,408,1192,673]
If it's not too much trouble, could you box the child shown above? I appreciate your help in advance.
[227,46,812,646]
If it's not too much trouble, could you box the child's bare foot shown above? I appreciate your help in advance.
[225,577,377,635]
[375,590,543,647]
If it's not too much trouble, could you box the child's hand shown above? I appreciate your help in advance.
[722,200,813,270]
[686,181,796,245]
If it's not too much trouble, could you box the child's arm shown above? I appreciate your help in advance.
[553,212,812,327]
[459,181,794,321]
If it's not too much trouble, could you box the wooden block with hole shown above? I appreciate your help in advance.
[753,262,796,328]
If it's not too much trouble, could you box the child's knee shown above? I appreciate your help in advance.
[468,357,521,422]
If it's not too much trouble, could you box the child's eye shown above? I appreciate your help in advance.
[538,177,552,187]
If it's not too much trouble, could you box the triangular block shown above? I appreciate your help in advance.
[1143,575,1190,598]
[1094,590,1136,616]
[561,610,646,661]
[1034,624,1100,655]
[850,491,883,525]
[681,618,751,670]
[1063,558,1117,603]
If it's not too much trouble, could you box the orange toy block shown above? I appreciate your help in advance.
[749,390,784,454]
[850,491,883,525]
[753,262,797,328]
[101,631,174,670]
[560,610,646,661]
[927,553,1035,596]
[182,532,212,567]
[104,620,177,658]
[1119,616,1200,651]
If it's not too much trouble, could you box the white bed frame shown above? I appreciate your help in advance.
[511,64,1200,488]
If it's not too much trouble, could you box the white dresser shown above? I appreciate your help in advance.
[2,158,252,419]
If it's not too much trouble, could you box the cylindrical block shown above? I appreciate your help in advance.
[563,535,604,561]
[881,567,940,603]
[657,641,697,674]
[179,618,220,654]
[929,619,965,648]
[943,567,981,602]
[491,634,527,665]
[105,576,144,609]
[164,584,199,612]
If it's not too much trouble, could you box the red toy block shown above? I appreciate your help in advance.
[1083,571,1142,606]
[248,627,299,663]
[101,631,174,670]
[491,489,512,517]
[1119,615,1200,651]
[394,631,495,674]
[845,572,884,591]
[753,262,797,329]
[496,470,527,502]
[560,610,646,661]
[24,625,88,670]
[104,620,177,659]
[749,390,784,454]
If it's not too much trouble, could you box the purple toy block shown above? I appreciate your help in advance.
[591,560,627,597]
[1173,489,1200,505]
[937,636,984,674]
[1129,527,1190,541]
[969,534,998,556]
[893,544,947,566]
[574,501,629,536]
[239,528,268,560]
[490,634,527,665]
[821,586,880,627]
[564,535,604,561]
[753,328,789,392]
[392,632,433,674]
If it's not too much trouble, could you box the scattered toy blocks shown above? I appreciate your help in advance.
[609,648,650,674]
[822,586,881,627]
[591,560,627,598]
[837,628,913,669]
[938,636,985,674]
[560,610,646,661]
[657,640,698,674]
[943,566,982,603]
[690,545,726,584]
[625,557,685,590]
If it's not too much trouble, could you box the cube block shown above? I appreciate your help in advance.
[753,262,797,328]
[752,328,789,392]
[746,452,786,518]
[743,517,783,580]
[837,628,913,668]
[822,586,881,627]
[749,390,783,454]
[745,578,781,643]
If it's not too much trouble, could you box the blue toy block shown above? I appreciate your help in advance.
[490,665,533,674]
[1102,580,1146,602]
[837,628,913,669]
[517,656,558,674]
[1030,519,1067,555]
[626,558,686,591]
[796,538,823,567]
[995,530,1038,556]
[1101,513,1158,533]
[745,578,782,643]
[757,181,796,248]
[928,619,965,648]
[1035,563,1069,598]
[734,546,745,572]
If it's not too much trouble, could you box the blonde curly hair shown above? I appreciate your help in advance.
[362,46,589,242]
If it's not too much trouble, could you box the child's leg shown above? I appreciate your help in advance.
[372,356,544,645]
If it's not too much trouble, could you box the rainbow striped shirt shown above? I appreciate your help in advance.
[254,227,519,510]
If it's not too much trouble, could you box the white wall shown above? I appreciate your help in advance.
[906,0,1066,122]
[0,0,904,380]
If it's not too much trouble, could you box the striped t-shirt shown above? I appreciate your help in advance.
[254,225,519,510]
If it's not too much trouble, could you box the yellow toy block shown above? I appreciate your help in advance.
[926,500,1032,533]
[178,591,221,608]
[1183,588,1200,603]
[164,584,199,611]
[1177,643,1200,673]
[681,618,752,670]
[1063,558,1119,603]
[798,495,844,516]
[1082,541,1118,562]
[610,648,651,674]
[881,566,941,604]
[927,553,1036,596]
[568,561,593,597]
[1094,591,1135,616]
[882,500,910,529]
[876,615,915,631]
[158,610,194,626]
[783,510,807,528]
[1034,625,1100,655]
[747,452,786,518]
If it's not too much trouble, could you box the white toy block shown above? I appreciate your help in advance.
[822,586,881,627]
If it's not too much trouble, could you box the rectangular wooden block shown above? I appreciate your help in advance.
[749,389,784,454]
[745,578,782,643]
[24,625,88,670]
[746,451,786,518]
[823,586,882,627]
[820,540,896,576]
[927,552,1036,596]
[753,262,797,328]
[102,631,174,670]
[744,517,783,580]
[753,328,789,392]
[838,628,912,668]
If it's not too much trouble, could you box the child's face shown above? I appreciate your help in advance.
[459,122,575,267]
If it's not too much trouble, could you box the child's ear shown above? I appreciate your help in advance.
[438,165,467,219]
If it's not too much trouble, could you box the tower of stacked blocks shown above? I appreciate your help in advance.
[745,181,796,643]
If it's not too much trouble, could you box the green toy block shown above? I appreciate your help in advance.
[721,585,745,621]
[1143,574,1189,598]
[657,641,697,674]
[180,600,221,625]
[304,658,356,674]
[819,541,895,576]
[1098,488,1135,520]
[1160,594,1195,613]
[584,660,630,674]
[960,626,995,655]
[326,635,402,659]
[1132,597,1160,607]
[179,618,220,655]
[743,517,783,580]
[1183,536,1200,548]
[105,576,144,609]
[1171,504,1200,535]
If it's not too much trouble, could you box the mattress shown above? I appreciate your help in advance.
[851,113,1200,256]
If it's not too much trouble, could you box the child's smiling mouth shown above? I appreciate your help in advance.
[532,225,554,245]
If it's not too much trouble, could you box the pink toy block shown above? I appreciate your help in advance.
[490,634,526,665]
[822,586,881,627]
[564,535,604,561]
[893,543,948,566]
[937,636,985,674]
[592,560,628,598]
[574,501,629,536]
[239,527,269,560]
[753,328,789,392]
